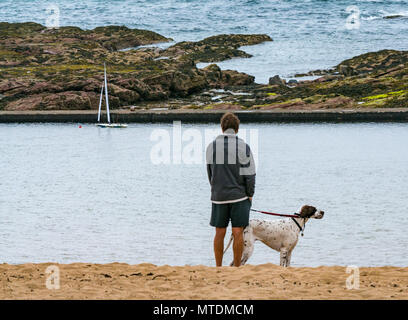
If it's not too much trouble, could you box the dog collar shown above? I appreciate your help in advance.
[291,217,305,236]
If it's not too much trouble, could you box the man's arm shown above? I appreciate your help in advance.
[206,142,213,184]
[207,163,212,184]
[244,173,255,198]
[240,143,256,198]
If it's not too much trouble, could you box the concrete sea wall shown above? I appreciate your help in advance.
[1,109,408,123]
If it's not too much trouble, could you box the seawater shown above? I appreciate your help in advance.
[1,0,408,82]
[1,122,407,266]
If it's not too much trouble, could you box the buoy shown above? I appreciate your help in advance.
[79,125,82,128]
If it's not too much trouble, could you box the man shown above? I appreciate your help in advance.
[206,112,256,267]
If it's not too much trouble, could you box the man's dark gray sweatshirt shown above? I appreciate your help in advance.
[206,132,256,202]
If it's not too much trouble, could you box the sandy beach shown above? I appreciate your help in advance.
[1,263,407,300]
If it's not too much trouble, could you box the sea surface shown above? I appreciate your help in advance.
[1,122,407,267]
[1,0,408,82]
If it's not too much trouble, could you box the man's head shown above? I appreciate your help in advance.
[221,112,240,133]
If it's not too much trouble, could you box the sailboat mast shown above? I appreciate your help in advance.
[104,63,111,123]
[97,81,104,123]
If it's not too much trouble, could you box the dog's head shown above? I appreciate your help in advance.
[298,205,324,219]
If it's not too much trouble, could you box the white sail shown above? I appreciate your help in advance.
[97,81,104,122]
[104,63,111,123]
[96,62,128,128]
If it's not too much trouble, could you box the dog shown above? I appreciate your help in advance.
[224,205,324,267]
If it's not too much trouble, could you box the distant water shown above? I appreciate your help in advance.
[1,122,408,267]
[1,0,408,82]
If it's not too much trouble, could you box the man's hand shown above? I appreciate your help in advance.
[249,197,253,202]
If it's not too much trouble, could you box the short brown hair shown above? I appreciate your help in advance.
[220,112,240,133]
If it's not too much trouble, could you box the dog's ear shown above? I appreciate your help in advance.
[300,205,317,218]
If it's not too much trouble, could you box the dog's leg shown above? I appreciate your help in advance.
[286,250,292,267]
[280,249,289,267]
[230,228,253,266]
[240,239,254,266]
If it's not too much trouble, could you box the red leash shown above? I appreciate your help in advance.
[250,208,300,218]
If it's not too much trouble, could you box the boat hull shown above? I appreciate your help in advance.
[96,123,128,128]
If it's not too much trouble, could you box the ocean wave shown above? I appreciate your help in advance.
[361,16,378,21]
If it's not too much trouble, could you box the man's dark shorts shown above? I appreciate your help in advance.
[210,198,251,228]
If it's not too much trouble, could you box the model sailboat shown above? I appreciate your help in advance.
[96,63,128,128]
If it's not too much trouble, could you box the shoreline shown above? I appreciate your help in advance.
[1,263,407,299]
[1,108,408,123]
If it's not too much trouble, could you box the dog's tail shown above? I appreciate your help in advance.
[223,234,234,254]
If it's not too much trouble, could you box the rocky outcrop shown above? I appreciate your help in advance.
[176,49,408,110]
[268,75,286,86]
[201,64,254,87]
[250,50,408,110]
[0,22,270,110]
[1,22,406,111]
[335,50,408,76]
[163,34,272,63]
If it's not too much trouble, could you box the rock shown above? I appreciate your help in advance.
[5,91,99,110]
[172,71,207,96]
[113,78,151,97]
[0,22,266,110]
[43,50,58,55]
[383,15,406,20]
[253,96,354,110]
[338,65,356,76]
[6,95,44,111]
[256,99,306,110]
[201,64,223,87]
[163,34,272,63]
[42,91,101,110]
[287,79,298,85]
[294,69,333,77]
[268,75,286,86]
[109,84,141,103]
[335,49,408,76]
[200,64,254,88]
[209,103,242,110]
[314,75,342,83]
[221,70,254,86]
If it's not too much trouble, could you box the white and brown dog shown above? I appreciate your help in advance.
[224,205,324,267]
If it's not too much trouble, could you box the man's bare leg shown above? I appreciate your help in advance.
[232,227,244,267]
[214,227,227,267]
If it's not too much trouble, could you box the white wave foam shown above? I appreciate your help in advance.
[361,15,381,21]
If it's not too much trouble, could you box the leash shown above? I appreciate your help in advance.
[250,208,306,236]
[250,208,300,218]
